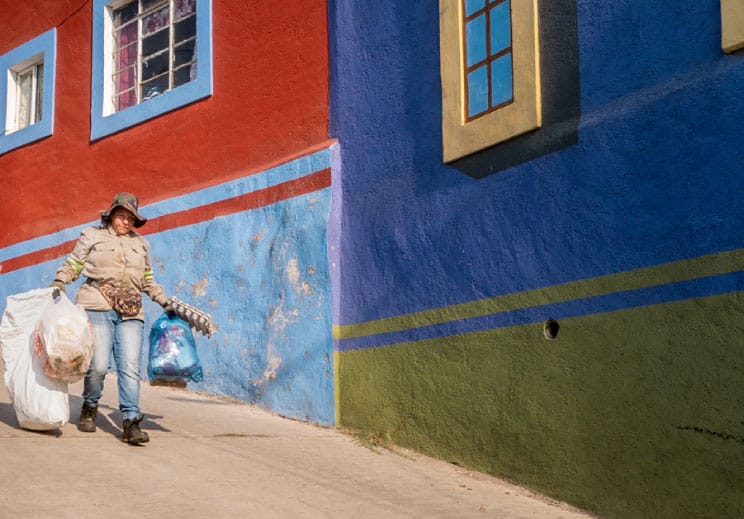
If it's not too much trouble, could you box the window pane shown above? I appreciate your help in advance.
[489,1,511,55]
[464,0,485,17]
[141,0,168,13]
[467,66,489,117]
[142,29,169,57]
[141,74,169,100]
[35,64,44,123]
[17,70,33,128]
[115,22,138,50]
[466,15,487,66]
[114,66,137,94]
[175,0,196,20]
[174,16,196,44]
[113,3,137,28]
[173,65,192,87]
[142,52,169,81]
[490,53,513,106]
[142,6,169,36]
[174,40,195,68]
[115,41,137,73]
[117,89,137,111]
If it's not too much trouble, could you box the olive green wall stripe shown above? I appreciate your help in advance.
[333,247,744,340]
[336,292,744,519]
[334,350,341,424]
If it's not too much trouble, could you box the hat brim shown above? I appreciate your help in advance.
[101,203,147,228]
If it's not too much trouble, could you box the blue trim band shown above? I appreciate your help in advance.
[335,271,744,352]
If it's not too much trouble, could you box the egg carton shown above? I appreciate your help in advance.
[168,297,218,337]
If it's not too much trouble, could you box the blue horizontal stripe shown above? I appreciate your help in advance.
[0,147,333,262]
[335,270,744,352]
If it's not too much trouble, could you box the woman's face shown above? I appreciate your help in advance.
[110,206,136,235]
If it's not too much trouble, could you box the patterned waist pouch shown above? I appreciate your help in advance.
[88,280,142,317]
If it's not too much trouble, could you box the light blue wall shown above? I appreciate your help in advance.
[1,157,335,426]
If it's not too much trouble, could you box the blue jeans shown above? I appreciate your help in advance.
[84,310,144,421]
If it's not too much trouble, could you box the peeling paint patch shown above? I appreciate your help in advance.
[191,277,209,297]
[287,258,300,284]
[253,231,264,243]
[287,258,313,295]
[262,354,282,382]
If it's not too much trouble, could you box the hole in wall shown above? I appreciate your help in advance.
[543,319,560,340]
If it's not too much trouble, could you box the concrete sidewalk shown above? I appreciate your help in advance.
[0,369,595,518]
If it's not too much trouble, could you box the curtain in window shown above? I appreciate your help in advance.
[115,22,138,111]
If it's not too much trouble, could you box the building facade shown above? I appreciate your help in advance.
[2,1,743,518]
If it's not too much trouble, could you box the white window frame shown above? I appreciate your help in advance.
[8,61,44,133]
[0,29,56,156]
[90,0,213,140]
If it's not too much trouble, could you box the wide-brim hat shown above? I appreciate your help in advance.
[100,192,147,228]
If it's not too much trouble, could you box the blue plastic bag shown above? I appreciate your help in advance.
[148,313,203,383]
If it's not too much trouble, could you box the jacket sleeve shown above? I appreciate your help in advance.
[53,228,96,285]
[141,238,169,307]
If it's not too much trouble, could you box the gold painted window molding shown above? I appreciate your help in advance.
[721,0,744,53]
[439,0,541,163]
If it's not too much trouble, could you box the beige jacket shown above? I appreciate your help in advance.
[54,225,168,320]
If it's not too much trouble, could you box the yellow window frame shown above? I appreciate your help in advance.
[439,0,541,162]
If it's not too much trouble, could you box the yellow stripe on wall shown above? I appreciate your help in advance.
[333,248,744,340]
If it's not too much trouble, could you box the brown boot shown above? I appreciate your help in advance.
[77,404,97,433]
[121,415,149,444]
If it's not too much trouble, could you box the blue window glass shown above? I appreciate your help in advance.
[464,0,485,17]
[490,54,513,107]
[490,0,511,54]
[462,0,513,120]
[466,14,487,66]
[467,66,489,117]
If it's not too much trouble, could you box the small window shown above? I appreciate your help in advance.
[91,0,212,140]
[11,62,45,132]
[0,29,56,155]
[112,0,197,111]
[440,0,541,162]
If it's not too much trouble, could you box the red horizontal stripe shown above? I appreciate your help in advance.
[142,168,331,235]
[0,168,332,275]
[0,239,78,276]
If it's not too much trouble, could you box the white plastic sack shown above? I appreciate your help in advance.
[0,288,70,430]
[34,293,93,383]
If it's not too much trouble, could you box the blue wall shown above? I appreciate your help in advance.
[329,1,744,516]
[329,0,744,326]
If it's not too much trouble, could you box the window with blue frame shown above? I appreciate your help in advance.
[463,0,513,120]
[90,0,213,140]
[0,29,56,156]
[439,0,540,162]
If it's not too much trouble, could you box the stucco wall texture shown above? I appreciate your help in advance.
[0,0,335,424]
[329,1,744,518]
[0,1,329,249]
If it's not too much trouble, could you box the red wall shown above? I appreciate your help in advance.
[0,1,329,248]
